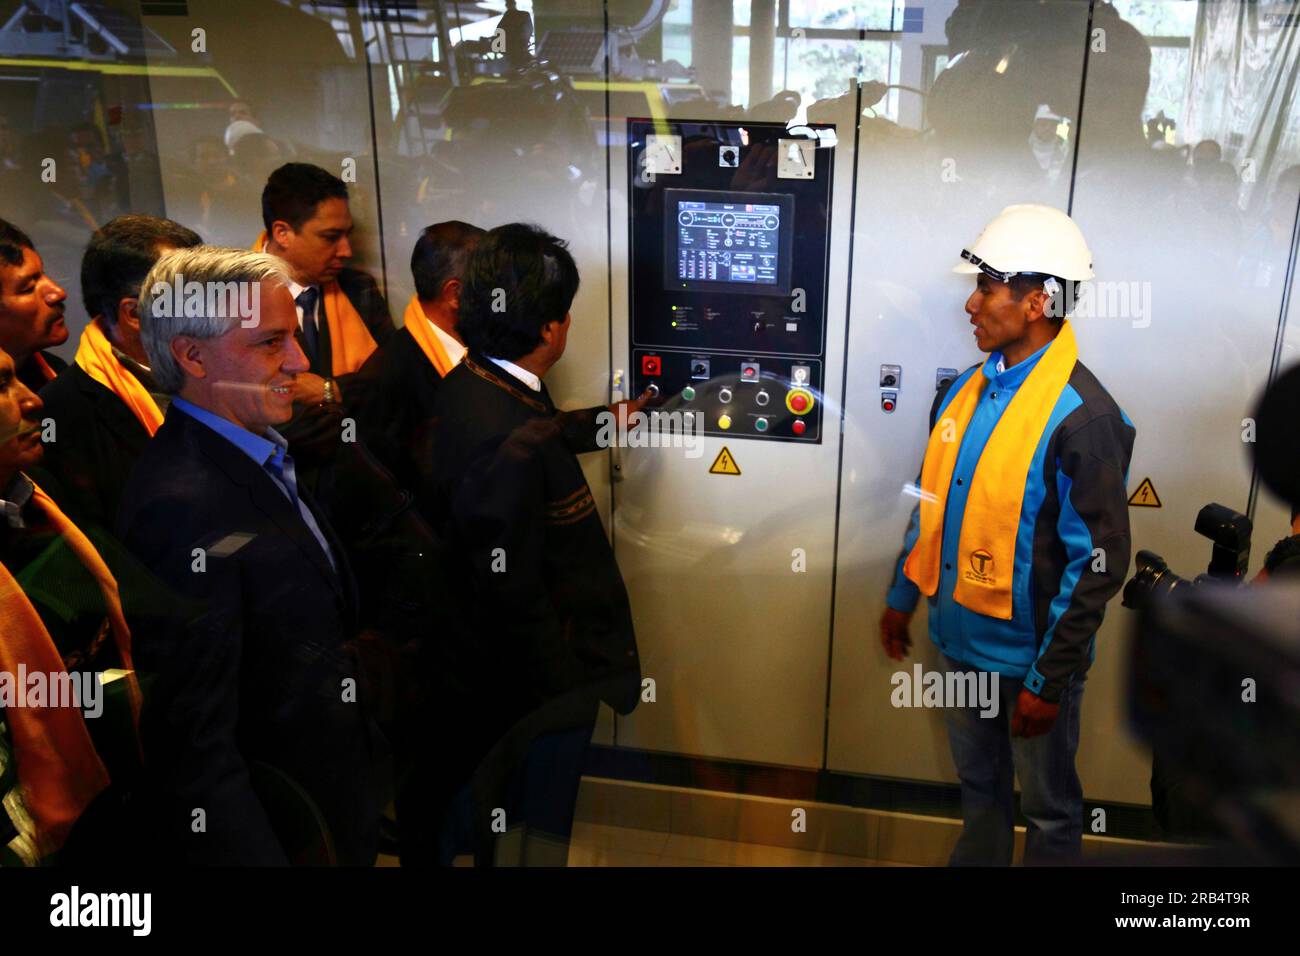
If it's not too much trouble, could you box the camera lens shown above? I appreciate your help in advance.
[1122,550,1188,610]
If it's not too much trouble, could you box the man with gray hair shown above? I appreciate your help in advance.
[117,245,387,866]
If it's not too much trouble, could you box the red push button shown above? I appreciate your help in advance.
[786,388,815,416]
[641,355,662,376]
[792,420,807,436]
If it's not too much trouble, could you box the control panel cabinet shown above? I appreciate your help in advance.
[628,119,835,442]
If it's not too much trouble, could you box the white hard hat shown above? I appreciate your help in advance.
[954,203,1094,282]
[224,119,263,153]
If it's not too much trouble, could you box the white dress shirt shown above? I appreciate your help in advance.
[430,319,467,367]
[259,234,317,335]
[487,356,542,392]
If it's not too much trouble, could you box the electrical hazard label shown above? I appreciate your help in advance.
[1128,477,1162,508]
[709,447,741,476]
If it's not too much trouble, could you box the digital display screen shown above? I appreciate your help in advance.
[675,200,781,285]
[664,189,794,294]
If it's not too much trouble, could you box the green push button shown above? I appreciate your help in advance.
[681,386,696,401]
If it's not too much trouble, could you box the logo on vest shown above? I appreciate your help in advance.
[966,548,995,585]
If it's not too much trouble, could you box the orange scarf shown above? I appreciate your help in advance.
[252,231,379,376]
[904,322,1079,620]
[0,482,142,855]
[73,320,163,436]
[401,295,458,377]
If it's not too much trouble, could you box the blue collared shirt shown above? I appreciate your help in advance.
[171,397,336,572]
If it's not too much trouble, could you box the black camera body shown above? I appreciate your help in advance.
[1122,503,1252,610]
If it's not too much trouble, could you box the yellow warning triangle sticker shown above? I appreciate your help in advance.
[1128,477,1162,508]
[709,446,741,476]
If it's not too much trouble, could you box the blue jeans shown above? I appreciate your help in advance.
[940,653,1086,866]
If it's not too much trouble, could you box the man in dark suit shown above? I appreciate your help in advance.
[39,216,202,527]
[356,220,484,509]
[255,162,394,452]
[118,246,387,866]
[0,220,69,393]
[428,223,641,861]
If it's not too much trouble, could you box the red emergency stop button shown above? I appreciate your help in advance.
[641,355,661,376]
[792,419,807,436]
[786,388,814,415]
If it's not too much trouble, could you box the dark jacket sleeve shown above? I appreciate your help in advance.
[556,404,610,455]
[277,399,347,467]
[452,418,587,709]
[1026,413,1136,702]
[118,496,289,865]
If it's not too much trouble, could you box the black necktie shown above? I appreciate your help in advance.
[296,287,320,368]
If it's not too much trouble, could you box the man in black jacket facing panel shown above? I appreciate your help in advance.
[424,223,640,862]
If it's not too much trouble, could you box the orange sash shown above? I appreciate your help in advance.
[401,295,458,378]
[0,483,143,855]
[73,321,163,436]
[252,231,379,376]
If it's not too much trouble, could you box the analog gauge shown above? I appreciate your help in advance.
[645,133,682,175]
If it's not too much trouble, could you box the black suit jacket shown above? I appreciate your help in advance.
[38,363,152,528]
[353,325,444,507]
[116,407,387,866]
[432,354,640,740]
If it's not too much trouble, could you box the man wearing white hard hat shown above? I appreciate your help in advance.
[1029,105,1068,181]
[224,120,262,154]
[880,204,1136,865]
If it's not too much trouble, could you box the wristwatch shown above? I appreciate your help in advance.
[323,378,340,404]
